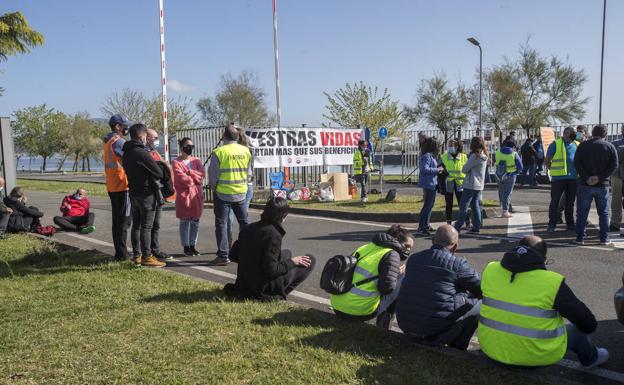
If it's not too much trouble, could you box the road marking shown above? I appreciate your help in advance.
[507,206,534,238]
[45,231,624,383]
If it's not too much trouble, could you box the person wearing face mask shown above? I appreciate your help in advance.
[438,140,470,227]
[608,124,624,232]
[353,140,371,202]
[224,197,315,301]
[104,114,132,261]
[53,188,95,233]
[121,123,166,268]
[330,224,414,330]
[396,225,482,350]
[0,177,13,239]
[173,137,205,256]
[545,127,579,233]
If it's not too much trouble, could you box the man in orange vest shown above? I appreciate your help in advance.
[104,114,132,261]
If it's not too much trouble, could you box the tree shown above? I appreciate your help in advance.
[482,65,524,141]
[197,70,274,127]
[60,112,108,172]
[507,44,588,136]
[404,75,472,146]
[323,81,407,149]
[0,12,44,95]
[101,88,197,135]
[13,104,68,172]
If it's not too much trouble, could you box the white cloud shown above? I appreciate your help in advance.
[168,79,196,93]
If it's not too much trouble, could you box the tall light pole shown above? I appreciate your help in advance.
[599,0,607,124]
[467,37,482,136]
[158,0,169,161]
[272,0,282,129]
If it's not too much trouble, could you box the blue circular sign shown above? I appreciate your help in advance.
[378,127,388,139]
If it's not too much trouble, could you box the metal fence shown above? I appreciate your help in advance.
[174,126,352,195]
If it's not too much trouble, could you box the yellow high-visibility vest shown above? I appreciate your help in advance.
[440,153,467,185]
[213,143,251,196]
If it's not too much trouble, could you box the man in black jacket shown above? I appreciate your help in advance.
[396,224,481,350]
[520,138,537,186]
[573,124,618,245]
[122,123,166,268]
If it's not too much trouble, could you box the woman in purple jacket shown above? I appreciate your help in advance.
[417,138,444,235]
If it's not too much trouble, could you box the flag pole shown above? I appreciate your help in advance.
[272,0,282,129]
[158,0,170,161]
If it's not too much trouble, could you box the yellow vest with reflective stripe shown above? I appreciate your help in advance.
[495,150,517,173]
[330,243,392,316]
[478,261,567,366]
[353,150,364,175]
[213,143,251,196]
[441,153,467,185]
[549,138,569,177]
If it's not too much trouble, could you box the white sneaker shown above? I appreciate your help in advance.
[361,197,368,203]
[502,211,512,218]
[582,347,609,369]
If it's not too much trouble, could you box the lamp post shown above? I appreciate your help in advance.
[599,0,607,124]
[467,37,482,136]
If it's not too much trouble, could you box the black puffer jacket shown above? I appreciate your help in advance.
[396,245,482,336]
[3,196,43,232]
[121,140,164,197]
[368,233,408,295]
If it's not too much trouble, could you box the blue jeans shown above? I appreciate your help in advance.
[567,324,598,366]
[498,175,517,211]
[228,184,254,242]
[179,219,200,247]
[214,195,249,259]
[376,274,404,315]
[576,184,609,242]
[454,189,482,232]
[418,188,437,231]
[520,164,537,186]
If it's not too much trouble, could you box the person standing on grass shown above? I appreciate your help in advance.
[173,137,205,256]
[478,236,608,369]
[494,139,522,218]
[331,225,414,330]
[609,124,624,232]
[545,126,578,233]
[416,137,443,236]
[208,124,252,266]
[228,127,254,249]
[121,123,166,268]
[573,124,618,245]
[438,139,469,227]
[353,139,371,203]
[0,177,13,239]
[103,114,132,261]
[224,197,316,301]
[53,188,95,233]
[454,137,488,234]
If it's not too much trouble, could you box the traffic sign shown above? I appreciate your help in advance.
[378,127,388,139]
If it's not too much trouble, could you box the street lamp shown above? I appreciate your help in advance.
[467,37,482,136]
[599,0,606,124]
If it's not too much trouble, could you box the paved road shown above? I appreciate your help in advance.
[24,189,624,384]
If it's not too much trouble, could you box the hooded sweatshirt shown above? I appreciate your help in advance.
[121,139,164,197]
[500,246,597,334]
[494,146,523,176]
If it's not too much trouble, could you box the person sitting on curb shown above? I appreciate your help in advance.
[3,187,44,233]
[53,188,96,234]
[396,224,481,349]
[224,197,315,300]
[330,225,414,330]
[478,235,609,368]
[0,177,12,239]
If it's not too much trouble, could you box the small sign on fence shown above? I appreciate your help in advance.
[540,127,555,155]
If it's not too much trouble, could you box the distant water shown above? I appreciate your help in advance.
[16,155,104,173]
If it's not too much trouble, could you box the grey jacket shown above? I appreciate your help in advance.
[461,152,488,191]
[611,139,624,179]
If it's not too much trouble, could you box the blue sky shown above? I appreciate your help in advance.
[1,0,623,127]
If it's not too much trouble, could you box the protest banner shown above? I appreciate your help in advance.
[540,127,555,154]
[246,127,360,169]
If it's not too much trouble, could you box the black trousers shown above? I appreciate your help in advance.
[53,213,95,231]
[0,211,10,235]
[549,179,577,227]
[132,201,161,255]
[263,251,316,298]
[444,187,470,225]
[130,194,158,258]
[108,191,131,259]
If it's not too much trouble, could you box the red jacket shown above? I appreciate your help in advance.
[60,195,90,217]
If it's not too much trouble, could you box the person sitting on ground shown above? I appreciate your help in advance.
[53,188,96,234]
[478,235,608,368]
[2,187,44,233]
[0,177,13,239]
[396,224,481,350]
[224,197,315,300]
[330,224,414,330]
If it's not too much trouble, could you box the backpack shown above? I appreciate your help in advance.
[33,224,57,237]
[320,252,379,295]
[495,159,510,182]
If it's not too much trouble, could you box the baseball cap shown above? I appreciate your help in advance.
[108,114,132,128]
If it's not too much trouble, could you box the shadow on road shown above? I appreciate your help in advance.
[300,230,381,242]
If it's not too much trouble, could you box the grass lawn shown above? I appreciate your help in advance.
[16,178,108,198]
[0,234,551,385]
[287,194,498,214]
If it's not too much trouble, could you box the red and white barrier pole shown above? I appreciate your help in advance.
[158,0,170,161]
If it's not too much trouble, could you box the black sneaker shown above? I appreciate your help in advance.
[189,246,201,256]
[154,251,173,261]
[547,225,556,233]
[609,225,620,232]
[468,229,480,234]
[573,238,585,245]
[208,257,231,266]
[183,246,194,256]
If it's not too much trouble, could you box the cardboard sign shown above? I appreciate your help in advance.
[540,127,555,154]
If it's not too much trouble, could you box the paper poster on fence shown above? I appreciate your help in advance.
[540,127,555,155]
[245,127,361,169]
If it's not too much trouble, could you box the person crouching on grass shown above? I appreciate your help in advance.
[53,188,96,234]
